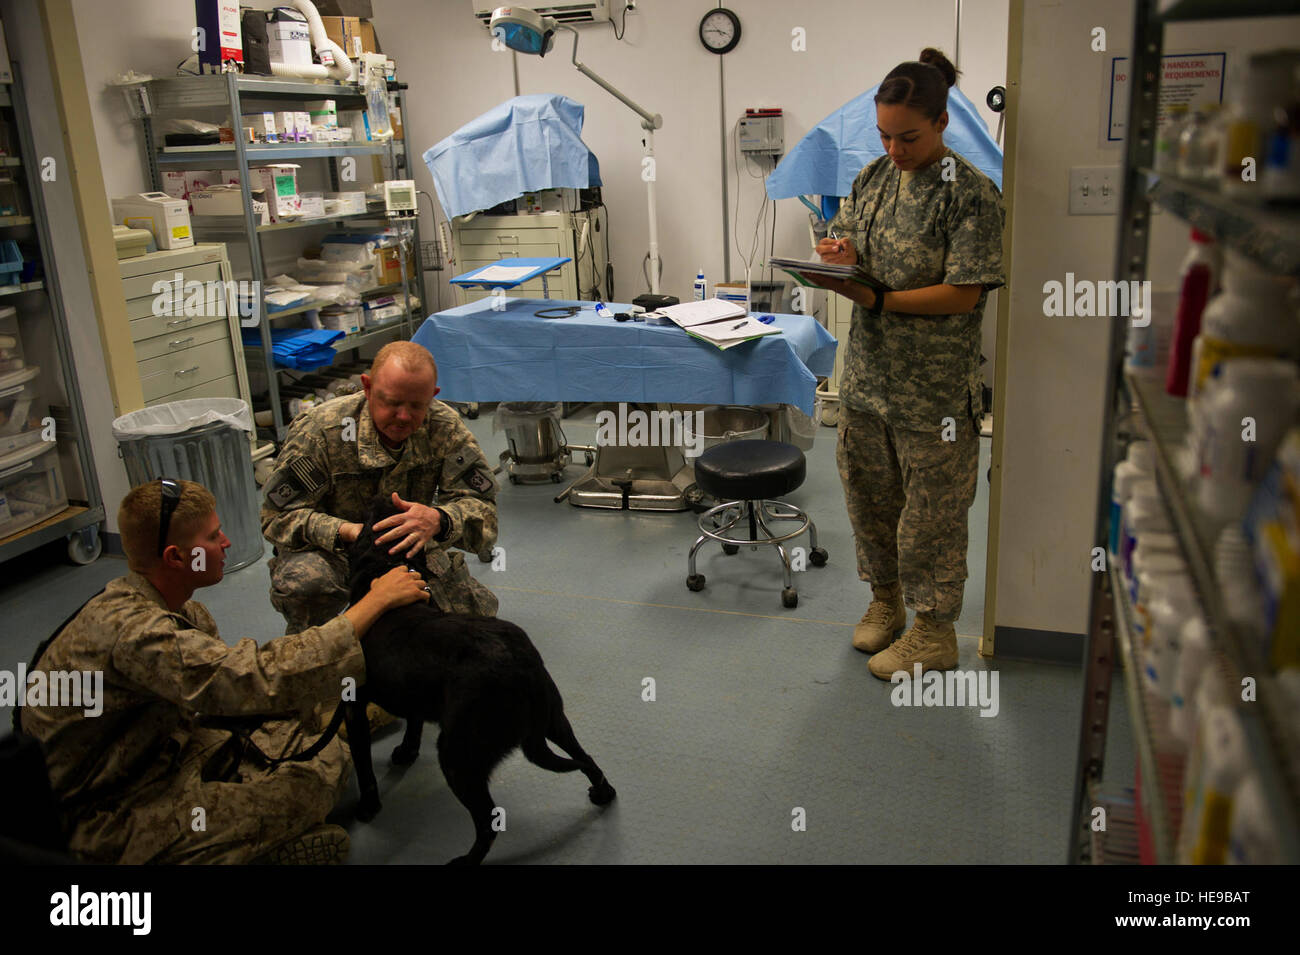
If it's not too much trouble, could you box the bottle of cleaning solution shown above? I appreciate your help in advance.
[1121,489,1171,584]
[1188,252,1300,401]
[1147,577,1198,701]
[693,268,707,301]
[1197,358,1300,521]
[1165,230,1220,397]
[1109,441,1154,557]
[1170,616,1212,746]
[1186,704,1251,864]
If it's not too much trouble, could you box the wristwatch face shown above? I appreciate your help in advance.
[700,8,740,54]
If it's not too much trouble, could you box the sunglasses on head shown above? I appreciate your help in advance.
[157,478,181,557]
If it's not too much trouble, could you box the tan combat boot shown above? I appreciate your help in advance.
[867,613,959,680]
[852,582,906,653]
[260,824,350,865]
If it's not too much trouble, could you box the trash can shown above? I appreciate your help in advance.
[493,402,569,484]
[697,406,771,452]
[112,399,262,572]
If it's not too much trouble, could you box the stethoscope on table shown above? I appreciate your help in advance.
[533,306,584,319]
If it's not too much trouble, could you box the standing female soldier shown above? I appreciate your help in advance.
[815,48,1004,680]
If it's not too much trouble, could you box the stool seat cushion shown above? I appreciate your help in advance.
[694,440,806,501]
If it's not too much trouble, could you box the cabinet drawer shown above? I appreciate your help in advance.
[120,262,223,301]
[126,290,231,323]
[458,242,562,261]
[129,307,229,342]
[139,338,236,403]
[133,320,231,363]
[146,373,239,407]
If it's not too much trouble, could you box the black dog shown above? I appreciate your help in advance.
[338,498,616,865]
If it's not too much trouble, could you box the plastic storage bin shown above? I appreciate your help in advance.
[0,240,23,285]
[0,442,67,540]
[111,398,262,571]
[0,365,45,456]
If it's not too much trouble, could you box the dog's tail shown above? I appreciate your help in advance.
[520,733,581,773]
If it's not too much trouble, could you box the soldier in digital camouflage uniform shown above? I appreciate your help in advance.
[814,49,1004,680]
[18,479,429,863]
[261,341,499,633]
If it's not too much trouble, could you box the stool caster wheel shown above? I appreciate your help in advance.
[781,588,798,608]
[584,451,595,466]
[551,473,561,483]
[721,543,739,556]
[809,547,828,567]
[687,574,706,592]
[508,474,519,485]
[464,403,480,420]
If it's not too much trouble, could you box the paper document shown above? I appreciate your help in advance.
[659,298,747,328]
[470,265,537,282]
[685,316,783,349]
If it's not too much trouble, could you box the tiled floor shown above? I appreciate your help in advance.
[0,406,1094,864]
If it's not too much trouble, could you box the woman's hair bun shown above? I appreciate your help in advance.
[919,47,959,88]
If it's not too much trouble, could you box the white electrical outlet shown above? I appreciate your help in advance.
[1069,165,1120,215]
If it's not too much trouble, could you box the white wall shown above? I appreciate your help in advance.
[995,1,1300,639]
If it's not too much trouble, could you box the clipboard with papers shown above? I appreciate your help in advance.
[767,256,892,294]
[654,299,783,351]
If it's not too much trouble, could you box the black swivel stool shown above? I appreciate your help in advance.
[687,439,827,608]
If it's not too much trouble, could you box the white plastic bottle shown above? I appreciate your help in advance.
[1147,577,1198,701]
[693,268,707,301]
[1170,616,1212,746]
[1121,490,1172,585]
[1197,358,1300,521]
[1183,703,1250,864]
[1188,252,1300,400]
[1109,441,1154,557]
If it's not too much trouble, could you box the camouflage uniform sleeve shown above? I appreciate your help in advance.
[110,611,364,718]
[433,413,498,556]
[942,178,1006,290]
[259,419,341,553]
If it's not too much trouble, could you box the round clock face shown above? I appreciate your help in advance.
[700,8,741,55]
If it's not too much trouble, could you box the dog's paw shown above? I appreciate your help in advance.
[391,744,420,767]
[588,780,617,806]
[355,797,382,823]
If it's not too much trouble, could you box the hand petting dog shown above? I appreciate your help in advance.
[370,492,443,559]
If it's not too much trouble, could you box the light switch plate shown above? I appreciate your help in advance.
[1069,165,1120,215]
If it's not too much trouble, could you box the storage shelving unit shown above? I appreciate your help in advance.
[1069,0,1300,864]
[0,66,104,565]
[140,74,422,442]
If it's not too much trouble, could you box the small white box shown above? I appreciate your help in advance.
[295,112,312,142]
[189,185,269,225]
[307,99,337,129]
[243,112,278,142]
[161,170,188,203]
[326,191,367,215]
[298,192,325,218]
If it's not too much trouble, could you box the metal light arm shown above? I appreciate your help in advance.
[558,24,662,131]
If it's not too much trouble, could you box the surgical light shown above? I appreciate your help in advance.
[488,6,556,57]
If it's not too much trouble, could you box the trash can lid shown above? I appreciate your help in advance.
[112,398,252,438]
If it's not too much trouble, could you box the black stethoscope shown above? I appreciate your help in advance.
[534,306,583,319]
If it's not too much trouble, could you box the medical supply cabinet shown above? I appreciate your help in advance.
[1070,0,1300,865]
[138,73,427,443]
[0,64,105,567]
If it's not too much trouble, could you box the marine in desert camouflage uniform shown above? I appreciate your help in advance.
[19,479,428,863]
[815,49,1004,680]
[261,342,499,632]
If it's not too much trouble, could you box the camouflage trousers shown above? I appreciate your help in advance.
[67,720,351,864]
[835,404,979,623]
[269,545,499,633]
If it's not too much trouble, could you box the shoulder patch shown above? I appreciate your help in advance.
[465,468,493,493]
[265,457,328,508]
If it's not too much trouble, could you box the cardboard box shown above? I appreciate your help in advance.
[243,112,277,142]
[321,16,378,58]
[376,246,412,286]
[315,0,373,16]
[327,191,367,215]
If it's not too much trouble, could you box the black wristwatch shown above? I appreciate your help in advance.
[868,288,885,315]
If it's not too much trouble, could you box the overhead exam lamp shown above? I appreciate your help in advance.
[489,6,665,295]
